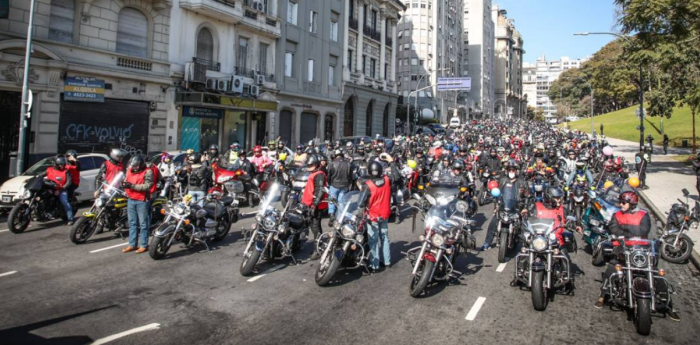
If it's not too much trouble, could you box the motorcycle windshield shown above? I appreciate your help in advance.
[527,217,555,235]
[425,198,466,229]
[258,182,281,214]
[103,172,125,197]
[500,184,518,211]
[337,191,362,223]
[425,173,460,206]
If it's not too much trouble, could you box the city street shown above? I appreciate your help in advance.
[1,200,699,345]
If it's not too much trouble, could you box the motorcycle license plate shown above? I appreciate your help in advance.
[2,196,11,203]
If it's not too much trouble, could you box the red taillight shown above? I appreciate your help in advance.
[423,252,437,262]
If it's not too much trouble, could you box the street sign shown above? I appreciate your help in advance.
[437,77,471,91]
[64,76,105,102]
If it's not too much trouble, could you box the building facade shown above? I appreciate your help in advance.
[463,0,493,118]
[396,0,462,123]
[342,0,404,138]
[0,0,171,181]
[522,62,537,110]
[491,5,524,119]
[533,55,589,121]
[167,0,281,152]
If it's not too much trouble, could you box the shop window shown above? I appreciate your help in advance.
[224,111,247,149]
[116,8,149,58]
[49,0,75,43]
[197,28,215,62]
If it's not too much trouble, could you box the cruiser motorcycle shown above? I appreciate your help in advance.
[659,188,697,263]
[69,172,127,244]
[8,175,78,234]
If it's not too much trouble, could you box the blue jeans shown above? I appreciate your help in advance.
[187,190,206,206]
[328,186,348,217]
[367,220,391,269]
[58,190,73,221]
[127,199,150,248]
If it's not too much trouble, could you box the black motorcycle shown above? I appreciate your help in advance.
[8,176,78,233]
[70,172,128,244]
[495,196,522,263]
[659,188,697,263]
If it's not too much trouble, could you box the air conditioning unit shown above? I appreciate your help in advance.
[230,76,244,93]
[249,85,260,97]
[254,1,264,11]
[255,74,265,85]
[185,62,207,84]
[217,79,229,91]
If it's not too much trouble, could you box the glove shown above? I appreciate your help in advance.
[122,182,133,189]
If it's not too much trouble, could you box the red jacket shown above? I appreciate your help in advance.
[46,167,69,190]
[125,169,149,201]
[366,176,391,221]
[302,170,326,207]
[534,202,567,246]
[66,164,80,186]
[104,160,124,185]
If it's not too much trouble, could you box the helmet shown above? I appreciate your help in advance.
[187,152,201,164]
[375,146,382,153]
[319,154,328,163]
[603,160,614,172]
[575,161,586,170]
[253,145,262,156]
[505,161,518,171]
[459,145,468,153]
[575,175,587,184]
[545,186,564,207]
[279,152,288,161]
[161,153,173,163]
[185,148,195,155]
[489,148,497,157]
[208,144,219,157]
[613,157,623,168]
[534,151,544,159]
[65,150,78,159]
[603,181,615,189]
[369,161,383,177]
[277,141,286,150]
[268,140,276,148]
[619,191,639,206]
[567,150,576,157]
[305,154,319,168]
[452,160,464,171]
[54,155,67,169]
[237,149,247,158]
[128,155,145,173]
[109,148,127,163]
[628,177,640,188]
[407,159,417,169]
[296,145,304,153]
[346,142,354,150]
[432,141,443,149]
[230,142,240,150]
[305,147,315,155]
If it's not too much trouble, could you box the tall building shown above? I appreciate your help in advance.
[342,0,405,138]
[168,0,281,151]
[397,0,464,123]
[533,55,589,121]
[463,0,494,118]
[492,5,524,119]
[522,62,537,110]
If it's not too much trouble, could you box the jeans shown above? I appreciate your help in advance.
[187,190,206,206]
[328,186,348,217]
[367,220,391,269]
[127,199,150,248]
[58,190,73,221]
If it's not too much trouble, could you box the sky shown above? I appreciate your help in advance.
[493,0,619,64]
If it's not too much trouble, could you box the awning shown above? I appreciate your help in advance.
[175,91,277,112]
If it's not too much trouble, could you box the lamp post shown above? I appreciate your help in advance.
[16,0,37,176]
[575,32,645,151]
[407,68,449,134]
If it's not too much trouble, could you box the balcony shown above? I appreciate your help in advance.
[234,66,256,78]
[194,57,221,72]
[363,26,381,42]
[117,57,152,71]
[213,0,235,7]
[180,0,280,37]
[349,17,358,31]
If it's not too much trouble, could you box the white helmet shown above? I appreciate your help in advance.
[432,140,443,149]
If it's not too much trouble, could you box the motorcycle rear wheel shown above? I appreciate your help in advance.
[212,219,231,242]
[409,259,434,298]
[8,203,30,234]
[70,216,96,244]
[531,270,548,311]
[498,232,508,263]
[315,249,342,286]
[660,234,693,263]
[635,297,652,335]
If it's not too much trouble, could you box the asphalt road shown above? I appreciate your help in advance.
[0,198,699,345]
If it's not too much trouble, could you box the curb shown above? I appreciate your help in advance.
[639,190,700,270]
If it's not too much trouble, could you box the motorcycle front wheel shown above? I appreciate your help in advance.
[531,270,548,311]
[70,216,97,244]
[635,297,652,335]
[8,203,31,234]
[409,259,434,298]
[498,232,509,263]
[315,249,342,286]
[660,234,693,263]
[149,233,175,260]
[240,246,261,277]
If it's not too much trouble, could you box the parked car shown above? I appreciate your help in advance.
[427,123,446,134]
[449,117,461,129]
[414,126,436,136]
[147,150,189,166]
[0,153,109,210]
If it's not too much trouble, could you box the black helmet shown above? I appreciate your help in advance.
[306,154,319,168]
[575,160,586,170]
[237,149,247,158]
[128,155,145,173]
[65,150,78,159]
[54,155,67,169]
[489,148,497,157]
[319,154,328,163]
[208,144,219,157]
[459,145,468,153]
[277,141,286,150]
[452,160,464,171]
[374,146,382,153]
[109,148,126,163]
[305,147,315,155]
[505,160,519,171]
[567,150,576,156]
[296,145,304,153]
[369,161,383,177]
[187,152,201,164]
[534,151,544,159]
[357,145,365,152]
[545,186,564,207]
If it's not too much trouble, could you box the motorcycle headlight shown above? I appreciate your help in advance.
[256,214,264,223]
[174,204,186,215]
[534,185,543,192]
[95,197,105,208]
[455,200,469,213]
[631,252,648,268]
[356,234,364,242]
[263,216,277,229]
[532,236,547,252]
[342,224,355,238]
[225,181,245,193]
[431,233,445,247]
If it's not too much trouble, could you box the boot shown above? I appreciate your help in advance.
[328,216,335,228]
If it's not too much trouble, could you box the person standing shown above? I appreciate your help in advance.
[46,156,75,225]
[122,155,153,254]
[599,123,604,136]
[65,150,81,201]
[327,149,353,226]
[185,152,210,205]
[635,146,651,190]
[303,155,327,260]
[646,134,654,153]
[663,134,669,155]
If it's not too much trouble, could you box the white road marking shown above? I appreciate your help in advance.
[90,323,161,345]
[496,263,507,272]
[89,243,128,254]
[465,297,487,321]
[247,264,285,282]
[0,271,18,278]
[0,229,9,233]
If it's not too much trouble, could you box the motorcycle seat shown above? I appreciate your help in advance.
[219,196,234,206]
[204,202,226,219]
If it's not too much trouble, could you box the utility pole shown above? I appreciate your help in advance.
[17,0,36,176]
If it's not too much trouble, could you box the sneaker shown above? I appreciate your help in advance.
[667,310,680,321]
[67,220,75,226]
[480,243,490,251]
[594,297,605,309]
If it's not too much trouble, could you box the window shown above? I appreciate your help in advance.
[116,8,149,58]
[411,58,417,65]
[419,59,424,66]
[285,52,293,77]
[329,65,335,86]
[370,58,376,78]
[371,10,377,30]
[78,156,96,171]
[307,59,314,81]
[347,51,353,72]
[287,1,298,25]
[330,20,338,41]
[349,0,355,19]
[195,28,214,61]
[362,55,367,75]
[384,63,388,80]
[411,75,418,81]
[49,0,75,43]
[309,11,318,33]
[237,37,248,68]
[258,43,269,75]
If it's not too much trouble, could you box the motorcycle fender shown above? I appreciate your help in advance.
[531,257,546,272]
[632,277,653,298]
[154,224,177,238]
[81,212,97,218]
[254,238,267,252]
[334,241,350,261]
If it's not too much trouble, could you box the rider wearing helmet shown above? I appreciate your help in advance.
[185,152,210,204]
[64,150,81,200]
[479,147,501,174]
[566,160,594,190]
[121,154,154,254]
[482,160,528,251]
[251,145,272,174]
[46,155,75,225]
[303,155,327,260]
[328,149,354,226]
[94,148,126,196]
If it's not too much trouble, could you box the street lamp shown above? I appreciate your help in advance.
[16,0,37,176]
[407,68,450,134]
[575,32,645,151]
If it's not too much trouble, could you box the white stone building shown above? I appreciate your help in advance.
[533,55,590,120]
[463,0,493,118]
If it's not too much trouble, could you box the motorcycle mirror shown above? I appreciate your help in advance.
[682,188,690,197]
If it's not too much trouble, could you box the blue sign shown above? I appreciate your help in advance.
[64,76,105,102]
[183,106,223,119]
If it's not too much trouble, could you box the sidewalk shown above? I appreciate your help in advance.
[603,136,700,264]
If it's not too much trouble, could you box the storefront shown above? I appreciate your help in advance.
[275,95,342,147]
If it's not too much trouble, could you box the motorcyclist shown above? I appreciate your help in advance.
[121,155,153,254]
[479,148,501,174]
[481,160,528,251]
[565,160,594,189]
[185,152,210,205]
[46,156,74,225]
[303,155,327,260]
[94,148,126,197]
[451,160,478,216]
[524,186,572,258]
[328,150,354,227]
[158,153,177,198]
[226,142,240,166]
[293,145,307,165]
[65,150,81,201]
[561,149,578,177]
[251,145,272,177]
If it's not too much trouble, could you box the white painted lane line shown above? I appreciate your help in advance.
[0,229,9,233]
[90,323,161,345]
[465,297,487,321]
[89,243,128,254]
[0,271,18,278]
[496,263,507,272]
[247,264,285,282]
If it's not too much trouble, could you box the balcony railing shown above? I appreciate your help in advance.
[193,57,220,72]
[303,81,321,94]
[117,57,152,71]
[386,36,392,47]
[363,26,381,42]
[349,17,358,31]
[244,9,257,19]
[234,66,256,78]
[214,0,236,8]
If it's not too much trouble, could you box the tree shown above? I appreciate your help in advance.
[534,107,545,122]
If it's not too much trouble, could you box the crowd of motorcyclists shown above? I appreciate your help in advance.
[16,117,685,329]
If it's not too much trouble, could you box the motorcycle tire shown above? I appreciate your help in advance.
[212,219,231,242]
[240,247,261,277]
[498,233,508,263]
[591,246,605,266]
[409,259,434,298]
[660,234,693,263]
[531,270,548,311]
[70,216,96,244]
[8,203,31,234]
[478,191,486,206]
[149,232,174,260]
[315,249,343,286]
[635,297,652,336]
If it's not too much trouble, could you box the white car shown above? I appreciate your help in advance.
[0,153,109,209]
[449,117,461,129]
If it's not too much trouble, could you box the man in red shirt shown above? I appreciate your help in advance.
[94,148,126,197]
[65,150,81,200]
[46,156,74,225]
[122,155,153,254]
[303,155,326,260]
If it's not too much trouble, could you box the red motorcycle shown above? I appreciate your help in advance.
[209,162,246,203]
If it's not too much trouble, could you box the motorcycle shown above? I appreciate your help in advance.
[513,216,576,311]
[148,194,235,260]
[568,182,588,227]
[494,191,522,263]
[240,183,308,276]
[582,190,620,266]
[602,236,674,335]
[8,175,78,234]
[69,172,128,244]
[314,191,370,286]
[659,188,697,263]
[531,176,547,203]
[405,175,477,297]
[477,168,499,206]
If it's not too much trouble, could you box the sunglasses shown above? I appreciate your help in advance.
[619,201,630,205]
